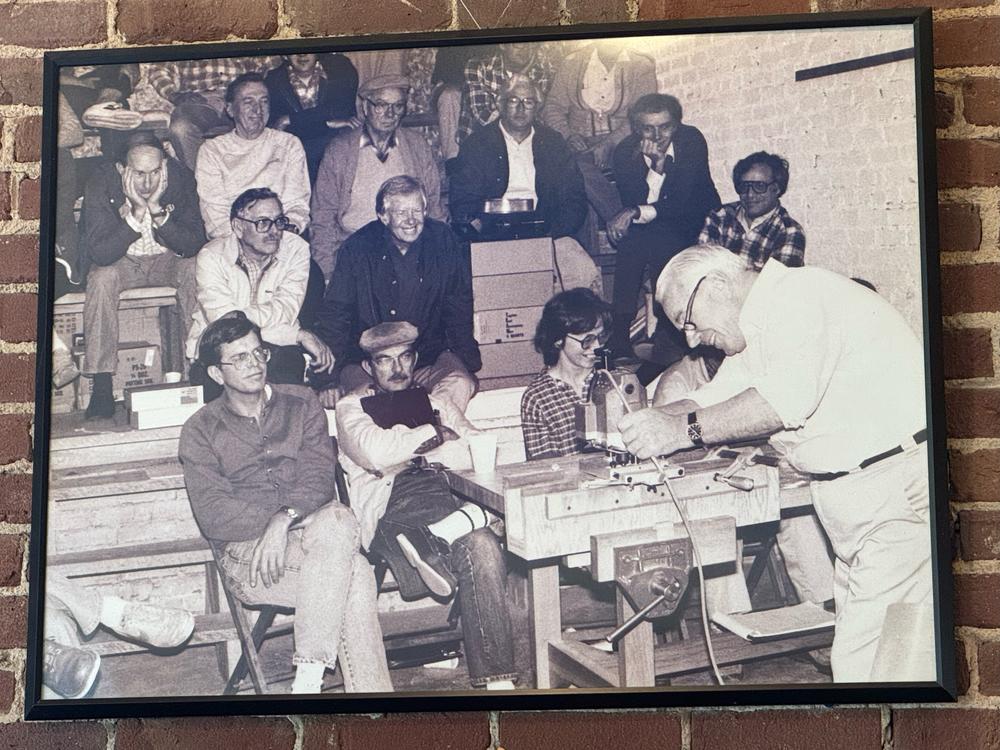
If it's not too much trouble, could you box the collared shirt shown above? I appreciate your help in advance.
[580,48,629,123]
[147,57,273,100]
[500,122,537,203]
[179,384,337,543]
[461,52,555,139]
[124,208,167,257]
[236,250,276,303]
[634,144,676,224]
[287,62,324,109]
[687,261,926,474]
[699,201,807,271]
[520,368,595,461]
[389,242,422,322]
[359,127,398,163]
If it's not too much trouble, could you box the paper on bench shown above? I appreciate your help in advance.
[711,601,835,642]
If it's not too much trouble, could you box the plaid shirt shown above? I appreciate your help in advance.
[699,202,806,271]
[288,62,324,109]
[236,251,275,303]
[147,56,274,101]
[520,368,594,461]
[460,53,554,140]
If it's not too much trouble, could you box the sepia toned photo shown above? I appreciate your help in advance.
[27,9,953,719]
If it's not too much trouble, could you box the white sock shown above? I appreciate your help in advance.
[429,503,492,545]
[291,662,327,694]
[485,679,515,691]
[99,596,127,630]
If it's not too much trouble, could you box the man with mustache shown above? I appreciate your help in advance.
[195,72,311,239]
[336,321,517,691]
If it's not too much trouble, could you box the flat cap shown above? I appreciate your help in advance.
[358,74,410,99]
[359,321,418,355]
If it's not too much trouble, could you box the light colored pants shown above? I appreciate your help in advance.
[45,574,102,646]
[339,350,478,414]
[811,443,933,682]
[436,85,461,161]
[553,237,604,298]
[217,503,392,692]
[83,252,197,375]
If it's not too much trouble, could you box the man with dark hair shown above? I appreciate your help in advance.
[187,188,333,396]
[180,312,392,695]
[196,72,311,239]
[605,92,721,365]
[699,150,806,271]
[79,133,206,419]
[521,288,612,460]
[316,175,480,411]
[336,321,517,691]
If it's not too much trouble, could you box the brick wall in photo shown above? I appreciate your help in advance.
[0,0,998,747]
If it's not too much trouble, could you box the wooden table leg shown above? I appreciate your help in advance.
[616,588,655,687]
[528,563,562,689]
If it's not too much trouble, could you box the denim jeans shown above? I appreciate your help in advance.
[218,503,393,692]
[370,468,517,687]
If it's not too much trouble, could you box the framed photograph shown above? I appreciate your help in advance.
[27,7,953,719]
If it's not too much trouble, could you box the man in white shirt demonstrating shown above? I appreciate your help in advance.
[620,244,934,683]
[195,72,311,240]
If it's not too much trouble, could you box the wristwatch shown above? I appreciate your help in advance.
[276,506,302,524]
[686,411,704,447]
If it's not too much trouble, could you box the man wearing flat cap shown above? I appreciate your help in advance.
[336,321,518,691]
[310,74,446,283]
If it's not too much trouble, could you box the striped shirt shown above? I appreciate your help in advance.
[520,368,594,461]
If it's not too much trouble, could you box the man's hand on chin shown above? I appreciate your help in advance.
[249,513,292,588]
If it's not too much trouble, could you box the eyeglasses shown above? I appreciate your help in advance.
[372,349,416,369]
[682,276,707,333]
[565,331,610,350]
[735,180,776,195]
[365,98,407,115]
[219,346,271,370]
[234,215,293,233]
[503,96,538,110]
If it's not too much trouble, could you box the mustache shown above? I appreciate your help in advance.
[387,373,409,382]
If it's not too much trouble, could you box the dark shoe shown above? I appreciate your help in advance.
[84,373,115,420]
[43,639,100,699]
[395,529,456,599]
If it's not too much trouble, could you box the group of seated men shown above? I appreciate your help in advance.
[64,40,932,693]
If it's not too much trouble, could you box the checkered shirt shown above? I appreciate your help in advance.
[236,251,275,303]
[698,202,806,271]
[520,368,594,461]
[460,53,554,141]
[147,56,274,101]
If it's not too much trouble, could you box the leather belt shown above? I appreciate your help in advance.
[809,428,928,482]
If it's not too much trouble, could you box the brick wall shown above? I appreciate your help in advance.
[0,0,997,746]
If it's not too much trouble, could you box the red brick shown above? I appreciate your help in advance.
[0,535,24,587]
[308,713,490,750]
[977,641,1000,696]
[13,116,42,164]
[0,595,27,648]
[117,0,278,44]
[959,510,1000,561]
[935,89,955,129]
[956,638,970,695]
[457,0,560,28]
[0,2,105,49]
[0,415,31,464]
[954,573,1000,627]
[638,0,808,20]
[499,711,682,750]
[0,474,31,525]
[819,0,990,7]
[0,353,35,403]
[0,293,37,343]
[287,0,451,36]
[116,717,295,749]
[0,173,10,222]
[0,721,107,750]
[0,236,40,284]
[0,58,43,106]
[893,708,1000,749]
[945,386,1000,439]
[17,177,39,222]
[935,18,1000,69]
[939,201,981,252]
[567,0,630,23]
[943,327,993,379]
[692,709,881,750]
[950,448,1000,503]
[938,139,1000,189]
[963,77,1000,127]
[940,262,1000,316]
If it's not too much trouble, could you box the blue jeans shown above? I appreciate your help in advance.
[371,468,517,687]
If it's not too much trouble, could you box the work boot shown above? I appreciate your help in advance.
[84,372,115,420]
[42,639,100,699]
[103,599,195,649]
[395,528,457,599]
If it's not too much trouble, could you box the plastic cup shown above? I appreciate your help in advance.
[468,433,498,475]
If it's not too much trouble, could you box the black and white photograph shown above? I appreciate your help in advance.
[27,9,953,718]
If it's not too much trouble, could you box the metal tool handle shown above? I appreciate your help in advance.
[604,594,667,644]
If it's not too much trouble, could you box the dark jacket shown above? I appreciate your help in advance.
[613,124,721,253]
[315,218,482,374]
[79,157,206,278]
[264,55,358,144]
[449,121,587,239]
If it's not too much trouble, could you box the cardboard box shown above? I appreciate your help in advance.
[471,237,554,277]
[474,306,544,345]
[75,342,162,408]
[129,402,203,430]
[478,340,543,379]
[125,382,203,414]
[473,272,553,311]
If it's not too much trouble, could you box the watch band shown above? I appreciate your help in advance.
[686,411,704,447]
[277,505,301,523]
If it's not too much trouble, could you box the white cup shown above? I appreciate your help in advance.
[163,371,182,384]
[468,433,498,475]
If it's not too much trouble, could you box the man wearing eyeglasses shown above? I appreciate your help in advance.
[180,312,393,694]
[311,74,446,284]
[699,151,806,271]
[336,321,518,691]
[620,244,933,683]
[186,187,334,396]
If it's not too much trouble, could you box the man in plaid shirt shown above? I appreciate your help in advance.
[698,151,806,271]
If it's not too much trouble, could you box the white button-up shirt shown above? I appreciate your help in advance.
[500,122,538,204]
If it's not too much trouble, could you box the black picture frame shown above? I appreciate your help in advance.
[26,7,954,720]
